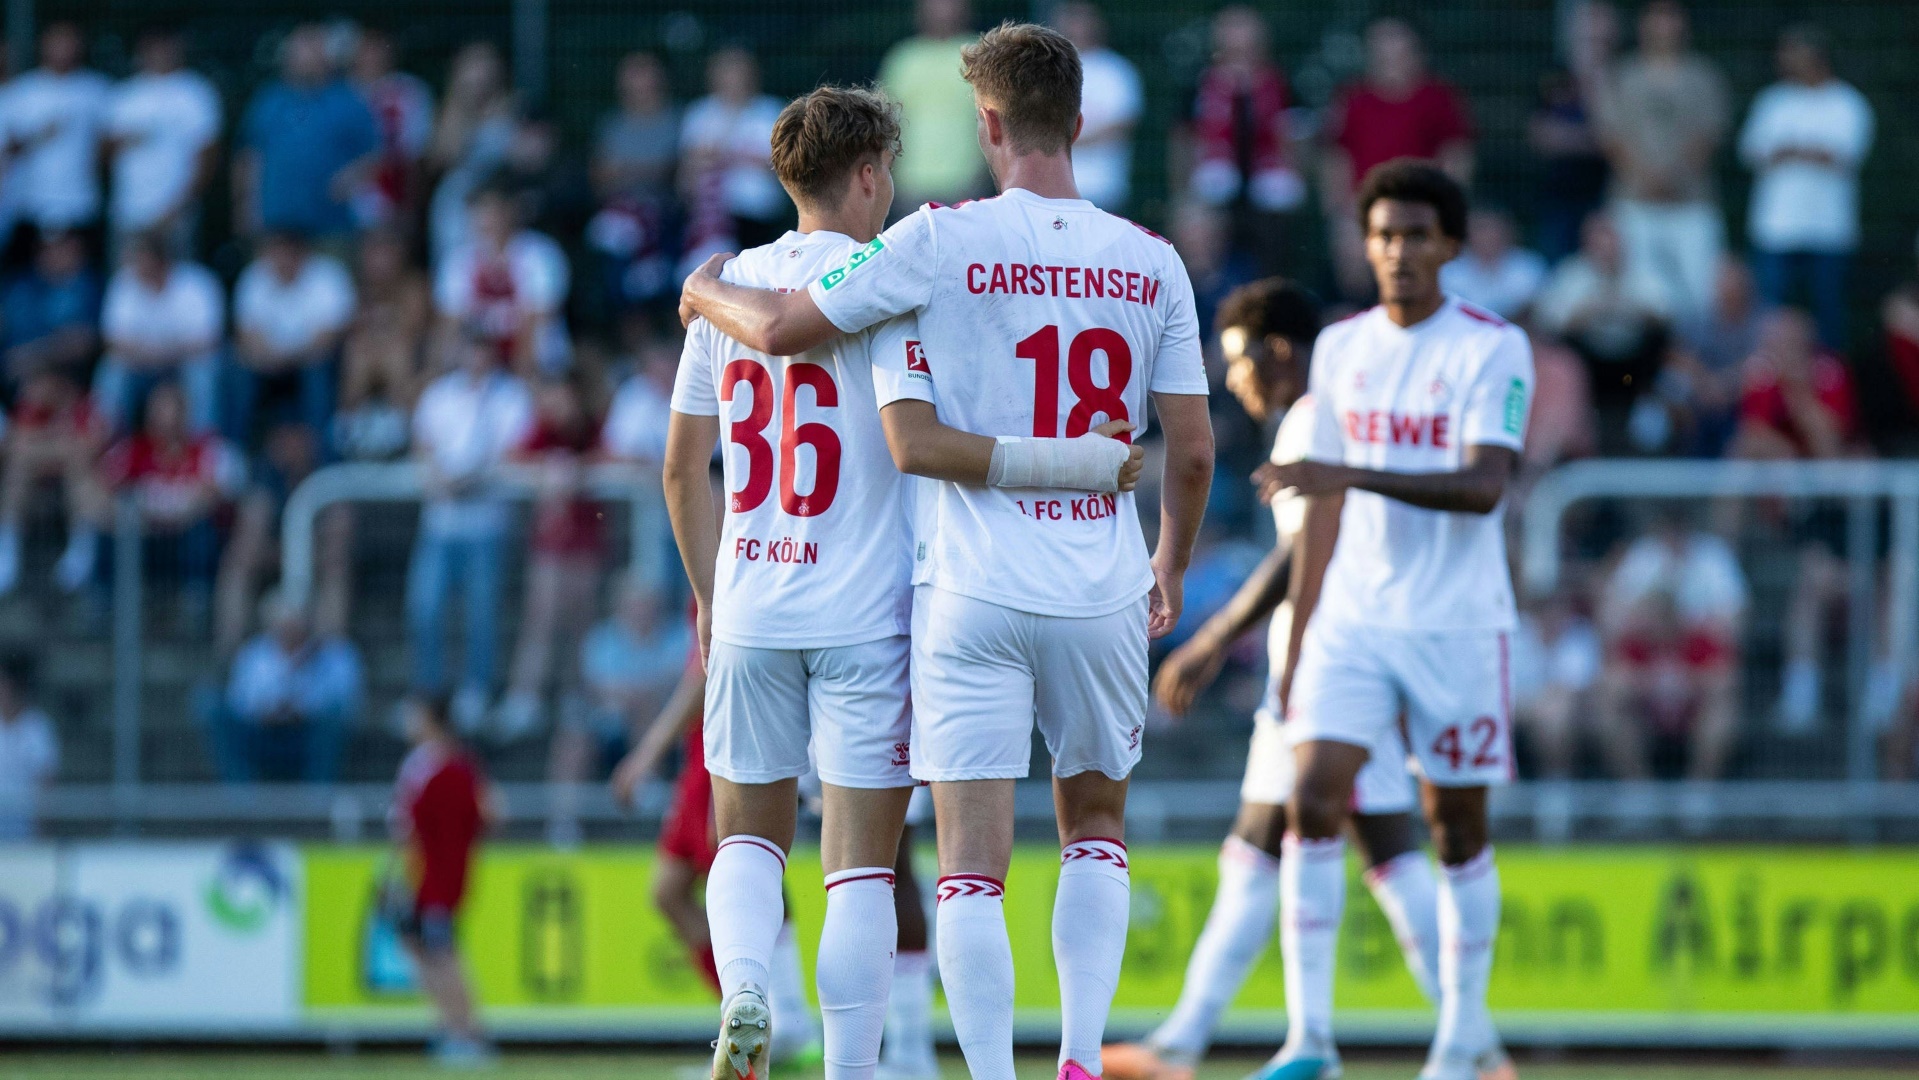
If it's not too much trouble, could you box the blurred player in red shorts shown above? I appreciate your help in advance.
[393,693,495,1066]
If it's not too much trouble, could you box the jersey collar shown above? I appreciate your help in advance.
[1373,294,1458,336]
[999,187,1095,211]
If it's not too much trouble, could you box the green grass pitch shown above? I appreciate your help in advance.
[3,1054,1913,1080]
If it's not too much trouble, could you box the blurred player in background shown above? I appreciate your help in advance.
[680,24,1214,1080]
[668,83,1135,1080]
[1103,279,1451,1080]
[392,693,494,1067]
[1258,160,1529,1080]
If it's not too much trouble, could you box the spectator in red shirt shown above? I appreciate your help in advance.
[1183,6,1304,271]
[1729,308,1891,737]
[0,366,109,595]
[1319,17,1475,299]
[393,693,494,1065]
[498,375,606,743]
[92,381,243,620]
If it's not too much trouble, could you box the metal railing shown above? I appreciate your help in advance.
[89,463,668,827]
[1522,458,1919,783]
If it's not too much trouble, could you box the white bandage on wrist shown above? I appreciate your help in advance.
[986,434,1129,492]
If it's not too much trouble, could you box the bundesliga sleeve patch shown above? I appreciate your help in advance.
[818,236,885,291]
[1503,377,1527,437]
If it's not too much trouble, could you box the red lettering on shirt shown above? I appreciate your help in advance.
[957,264,1161,308]
[1345,410,1452,447]
[968,263,987,293]
[989,263,1009,294]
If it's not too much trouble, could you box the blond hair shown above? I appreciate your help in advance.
[770,85,902,208]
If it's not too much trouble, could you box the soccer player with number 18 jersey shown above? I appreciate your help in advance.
[679,24,1216,1080]
[668,86,1140,1080]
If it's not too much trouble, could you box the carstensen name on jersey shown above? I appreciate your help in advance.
[965,262,1162,306]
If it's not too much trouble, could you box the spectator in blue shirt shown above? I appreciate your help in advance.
[232,24,380,245]
[205,588,364,783]
[3,230,100,380]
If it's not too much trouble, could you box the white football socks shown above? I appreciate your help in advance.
[1148,835,1281,1059]
[1054,838,1130,1073]
[1278,835,1346,1057]
[935,874,1016,1080]
[1425,848,1501,1077]
[881,949,938,1074]
[818,867,899,1080]
[708,835,787,1003]
[1363,849,1442,1003]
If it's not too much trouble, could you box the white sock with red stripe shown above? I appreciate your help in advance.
[1425,848,1500,1076]
[1278,835,1345,1057]
[1054,837,1130,1073]
[1364,850,1441,1004]
[881,950,937,1073]
[817,867,898,1080]
[935,874,1015,1080]
[1148,835,1281,1060]
[708,835,787,1004]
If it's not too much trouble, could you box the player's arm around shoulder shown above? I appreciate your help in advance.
[678,251,839,357]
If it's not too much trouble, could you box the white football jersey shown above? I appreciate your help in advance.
[807,189,1210,618]
[1305,297,1533,631]
[1261,399,1318,681]
[672,230,930,649]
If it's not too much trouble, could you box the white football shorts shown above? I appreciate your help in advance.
[703,635,914,789]
[1240,706,1418,813]
[909,585,1148,782]
[1286,618,1515,788]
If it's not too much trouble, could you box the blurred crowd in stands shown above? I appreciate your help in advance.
[0,0,1916,824]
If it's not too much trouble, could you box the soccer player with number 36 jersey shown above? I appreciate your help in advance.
[1255,160,1530,1080]
[666,85,1141,1080]
[679,24,1216,1080]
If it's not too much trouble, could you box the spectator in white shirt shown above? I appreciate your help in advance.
[3,22,112,232]
[407,327,533,733]
[103,25,221,256]
[1596,507,1748,780]
[1738,24,1873,348]
[600,332,678,465]
[208,590,363,783]
[434,183,570,378]
[95,231,224,433]
[1440,205,1548,321]
[231,229,356,446]
[677,47,786,266]
[1534,210,1671,430]
[1055,2,1141,211]
[0,655,57,839]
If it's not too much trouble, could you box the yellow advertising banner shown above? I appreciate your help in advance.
[303,844,1919,1023]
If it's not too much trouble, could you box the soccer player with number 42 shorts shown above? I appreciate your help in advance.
[1103,278,1465,1080]
[667,85,1142,1080]
[1256,159,1531,1080]
[679,24,1216,1080]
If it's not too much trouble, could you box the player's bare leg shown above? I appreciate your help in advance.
[879,821,938,1080]
[1418,783,1510,1080]
[1258,739,1368,1080]
[930,778,1018,1080]
[818,783,915,1080]
[709,777,800,1080]
[1052,771,1131,1080]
